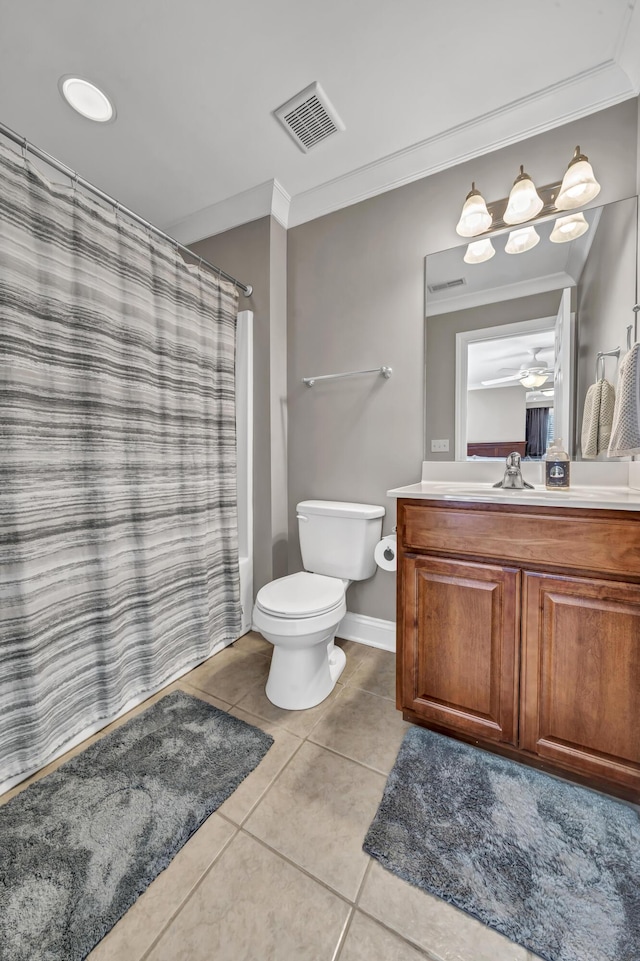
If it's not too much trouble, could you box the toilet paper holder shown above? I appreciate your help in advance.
[382,540,396,562]
[375,530,397,571]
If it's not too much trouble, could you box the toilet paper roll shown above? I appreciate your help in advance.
[374,534,397,572]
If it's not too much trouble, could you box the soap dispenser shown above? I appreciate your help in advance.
[545,439,570,489]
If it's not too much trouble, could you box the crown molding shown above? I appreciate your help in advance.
[288,59,637,228]
[271,179,291,229]
[165,55,639,242]
[165,179,291,245]
[426,271,576,318]
[615,0,640,94]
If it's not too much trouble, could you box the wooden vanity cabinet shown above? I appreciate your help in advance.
[396,498,640,801]
[400,555,520,745]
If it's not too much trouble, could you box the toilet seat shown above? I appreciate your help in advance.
[255,572,345,619]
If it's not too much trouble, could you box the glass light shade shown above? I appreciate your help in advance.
[555,147,600,210]
[503,167,544,224]
[455,184,492,237]
[59,76,114,122]
[464,238,495,264]
[505,226,540,254]
[520,371,548,388]
[549,212,589,244]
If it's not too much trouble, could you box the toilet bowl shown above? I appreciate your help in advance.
[252,500,385,711]
[253,572,347,710]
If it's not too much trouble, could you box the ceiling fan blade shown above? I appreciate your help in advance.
[481,373,522,385]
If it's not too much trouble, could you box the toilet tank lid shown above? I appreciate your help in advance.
[297,500,385,519]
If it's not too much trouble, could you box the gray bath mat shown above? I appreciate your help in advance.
[363,727,640,961]
[0,690,273,961]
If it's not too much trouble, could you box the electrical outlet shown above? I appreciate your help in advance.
[431,439,450,452]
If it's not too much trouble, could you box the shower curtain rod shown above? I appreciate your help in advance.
[0,121,253,297]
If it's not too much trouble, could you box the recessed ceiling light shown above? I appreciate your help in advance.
[59,76,115,123]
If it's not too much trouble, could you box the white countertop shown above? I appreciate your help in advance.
[387,480,640,511]
[387,461,640,510]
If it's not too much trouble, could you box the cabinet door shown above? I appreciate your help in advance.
[400,555,520,744]
[521,572,640,791]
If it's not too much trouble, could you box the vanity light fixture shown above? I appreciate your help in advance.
[455,145,599,238]
[59,76,115,123]
[555,146,601,210]
[455,183,492,237]
[463,237,495,264]
[505,225,540,255]
[503,166,544,225]
[549,212,589,244]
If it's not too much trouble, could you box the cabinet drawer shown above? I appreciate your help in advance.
[400,501,640,578]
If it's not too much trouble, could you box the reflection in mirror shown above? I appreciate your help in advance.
[425,196,638,462]
[461,316,558,461]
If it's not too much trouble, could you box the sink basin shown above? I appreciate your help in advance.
[422,482,537,496]
[388,478,640,511]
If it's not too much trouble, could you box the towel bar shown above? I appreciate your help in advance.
[303,366,393,387]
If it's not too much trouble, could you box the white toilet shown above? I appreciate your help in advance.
[253,500,385,710]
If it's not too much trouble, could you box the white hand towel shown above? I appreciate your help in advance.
[608,343,640,456]
[581,379,616,458]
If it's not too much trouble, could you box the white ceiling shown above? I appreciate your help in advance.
[467,329,556,390]
[1,1,639,241]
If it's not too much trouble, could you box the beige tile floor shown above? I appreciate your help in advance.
[5,633,542,961]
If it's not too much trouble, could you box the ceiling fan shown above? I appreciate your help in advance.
[481,348,554,388]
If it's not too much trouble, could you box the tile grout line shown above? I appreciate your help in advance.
[238,825,362,910]
[330,906,356,961]
[331,859,375,961]
[229,705,392,812]
[184,647,273,709]
[231,683,347,744]
[355,901,445,961]
[219,733,307,828]
[136,819,242,961]
[304,736,397,778]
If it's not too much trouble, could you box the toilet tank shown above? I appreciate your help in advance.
[297,500,385,580]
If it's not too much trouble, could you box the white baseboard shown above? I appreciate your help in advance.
[337,611,396,653]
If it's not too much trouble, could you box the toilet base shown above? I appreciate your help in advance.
[265,632,346,711]
[327,639,346,685]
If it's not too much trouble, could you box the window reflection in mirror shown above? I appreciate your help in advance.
[424,196,638,462]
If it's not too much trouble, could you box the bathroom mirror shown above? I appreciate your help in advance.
[424,195,638,461]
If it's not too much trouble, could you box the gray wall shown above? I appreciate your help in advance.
[269,218,289,579]
[467,386,526,444]
[287,98,638,622]
[191,215,288,594]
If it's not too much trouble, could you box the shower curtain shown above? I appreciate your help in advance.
[0,142,241,792]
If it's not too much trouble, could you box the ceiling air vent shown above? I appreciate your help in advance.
[274,82,345,154]
[427,278,467,294]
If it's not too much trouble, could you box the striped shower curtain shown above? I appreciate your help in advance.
[0,143,242,793]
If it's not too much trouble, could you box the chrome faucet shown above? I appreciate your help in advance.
[493,451,534,490]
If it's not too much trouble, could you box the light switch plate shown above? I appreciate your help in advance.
[431,439,450,452]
